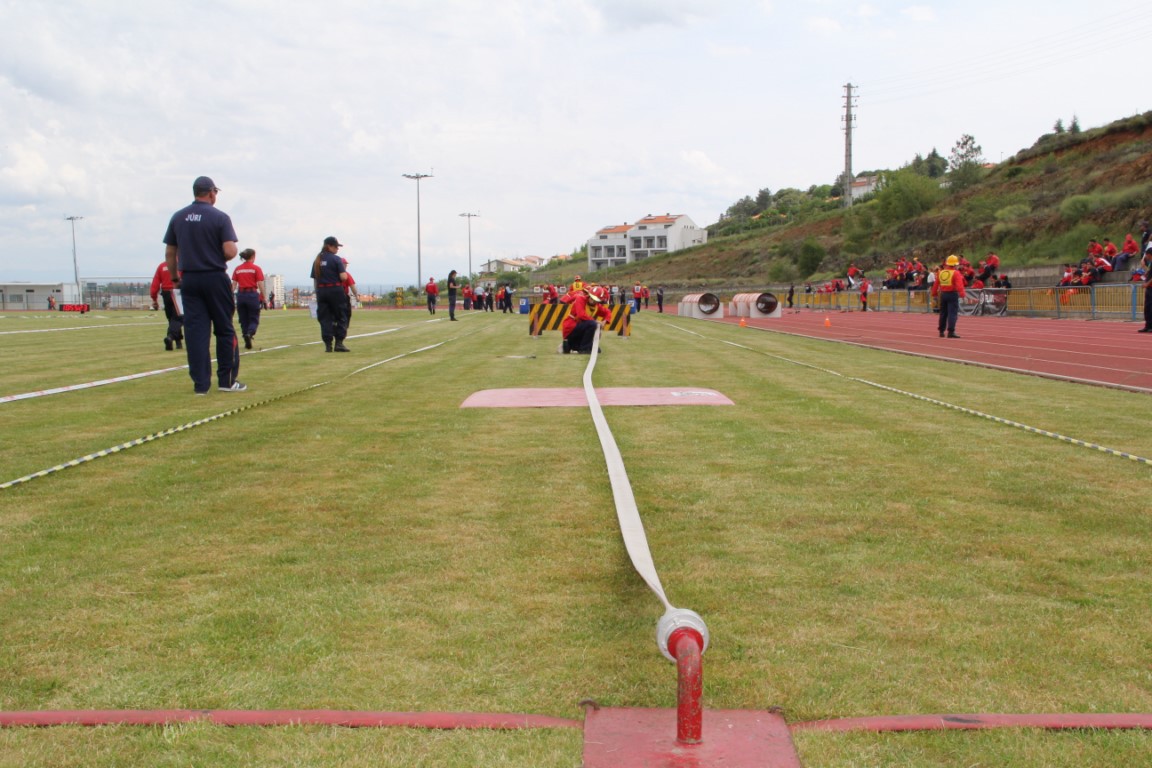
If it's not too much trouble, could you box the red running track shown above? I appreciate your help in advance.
[689,308,1152,394]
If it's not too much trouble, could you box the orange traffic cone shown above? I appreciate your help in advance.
[824,316,831,328]
[739,317,747,327]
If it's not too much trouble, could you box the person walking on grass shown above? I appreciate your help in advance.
[150,259,183,352]
[310,236,350,352]
[425,277,439,314]
[447,270,459,321]
[231,248,265,349]
[163,176,245,394]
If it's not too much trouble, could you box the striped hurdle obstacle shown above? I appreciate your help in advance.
[528,303,631,337]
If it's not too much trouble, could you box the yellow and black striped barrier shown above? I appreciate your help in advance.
[528,303,631,337]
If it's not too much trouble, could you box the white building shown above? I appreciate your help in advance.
[849,174,881,202]
[0,282,77,310]
[587,214,707,272]
[266,274,286,306]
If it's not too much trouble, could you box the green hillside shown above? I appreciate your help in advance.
[539,111,1152,289]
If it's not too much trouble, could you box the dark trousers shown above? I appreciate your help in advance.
[181,271,239,392]
[427,295,437,314]
[567,320,599,353]
[938,292,960,334]
[161,289,183,341]
[448,291,457,319]
[316,287,349,343]
[1144,287,1152,329]
[236,292,262,337]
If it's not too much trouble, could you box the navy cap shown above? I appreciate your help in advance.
[324,236,343,247]
[193,176,219,194]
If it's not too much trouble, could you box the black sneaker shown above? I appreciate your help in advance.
[164,337,174,351]
[243,334,253,349]
[325,342,333,352]
[948,333,960,338]
[175,338,183,349]
[334,342,350,352]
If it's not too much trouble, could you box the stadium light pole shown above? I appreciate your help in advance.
[65,215,84,304]
[459,212,479,280]
[402,172,432,287]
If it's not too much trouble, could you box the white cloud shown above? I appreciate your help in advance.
[901,5,937,22]
[0,0,1147,286]
[805,15,843,34]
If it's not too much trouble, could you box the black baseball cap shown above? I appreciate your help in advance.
[324,236,343,247]
[193,176,219,194]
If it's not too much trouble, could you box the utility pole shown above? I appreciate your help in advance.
[402,172,433,286]
[459,212,479,281]
[65,215,84,303]
[842,83,857,208]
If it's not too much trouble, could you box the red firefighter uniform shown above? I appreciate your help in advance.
[150,260,184,350]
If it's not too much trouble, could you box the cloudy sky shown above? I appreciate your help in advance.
[3,0,1149,289]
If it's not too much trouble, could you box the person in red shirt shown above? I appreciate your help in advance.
[632,282,643,313]
[977,251,1000,283]
[341,258,358,331]
[425,277,439,315]
[462,283,474,310]
[1087,239,1104,259]
[858,275,871,312]
[931,255,966,338]
[1117,234,1139,272]
[560,285,611,354]
[150,260,184,351]
[231,248,265,349]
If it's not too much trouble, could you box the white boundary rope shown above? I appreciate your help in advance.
[0,325,487,491]
[1,328,405,405]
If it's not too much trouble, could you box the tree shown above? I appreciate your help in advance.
[948,133,984,191]
[1053,118,1065,134]
[925,148,948,178]
[1070,114,1081,134]
[796,237,825,277]
[875,169,945,225]
[754,187,773,212]
[725,195,758,219]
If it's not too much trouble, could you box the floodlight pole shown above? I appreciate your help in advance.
[403,172,433,287]
[66,216,84,303]
[459,212,479,280]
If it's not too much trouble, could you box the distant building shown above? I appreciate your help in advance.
[266,274,286,305]
[849,174,881,202]
[0,281,75,310]
[587,214,707,272]
[480,258,536,273]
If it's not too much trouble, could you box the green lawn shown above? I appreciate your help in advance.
[2,307,1151,766]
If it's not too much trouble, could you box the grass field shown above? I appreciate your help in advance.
[2,306,1151,767]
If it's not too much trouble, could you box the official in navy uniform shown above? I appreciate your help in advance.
[163,176,245,394]
[310,236,350,352]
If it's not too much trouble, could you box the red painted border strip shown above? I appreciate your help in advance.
[0,710,581,729]
[793,713,1152,732]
